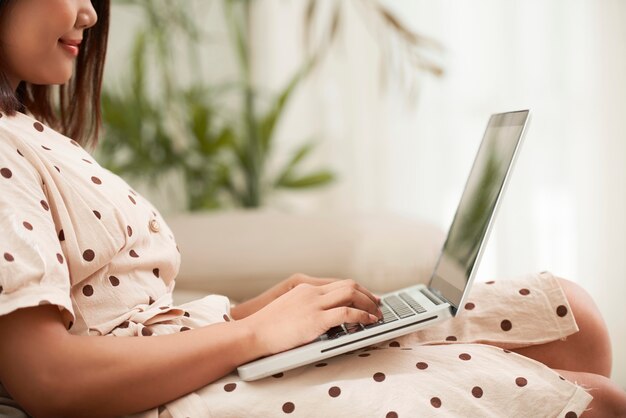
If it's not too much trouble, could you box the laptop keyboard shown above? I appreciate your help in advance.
[318,292,426,341]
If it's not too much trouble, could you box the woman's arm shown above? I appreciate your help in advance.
[0,305,259,418]
[0,279,381,417]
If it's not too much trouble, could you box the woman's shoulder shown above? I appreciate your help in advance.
[0,110,62,142]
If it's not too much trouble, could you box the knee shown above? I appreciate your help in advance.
[559,370,626,418]
[556,277,612,377]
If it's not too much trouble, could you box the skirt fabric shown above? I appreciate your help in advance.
[127,272,593,418]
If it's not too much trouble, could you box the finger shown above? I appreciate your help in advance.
[320,286,382,318]
[325,306,379,327]
[320,279,380,306]
[297,276,338,287]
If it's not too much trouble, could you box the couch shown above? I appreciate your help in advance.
[166,210,446,305]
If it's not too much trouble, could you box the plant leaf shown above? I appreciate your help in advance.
[276,170,335,189]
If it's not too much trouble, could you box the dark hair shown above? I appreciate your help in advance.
[0,0,110,148]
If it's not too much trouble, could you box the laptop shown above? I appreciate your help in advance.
[237,110,531,381]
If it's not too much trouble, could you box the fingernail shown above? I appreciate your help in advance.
[369,314,378,322]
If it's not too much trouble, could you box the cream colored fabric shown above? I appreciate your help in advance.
[0,112,592,417]
[151,273,592,418]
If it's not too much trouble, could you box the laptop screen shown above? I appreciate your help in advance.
[429,110,530,310]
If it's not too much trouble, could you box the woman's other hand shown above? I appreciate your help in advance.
[231,273,371,320]
[240,279,383,356]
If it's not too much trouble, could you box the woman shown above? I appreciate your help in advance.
[0,1,624,417]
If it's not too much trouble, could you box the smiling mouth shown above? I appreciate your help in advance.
[59,39,81,57]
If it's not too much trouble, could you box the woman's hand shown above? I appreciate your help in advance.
[230,273,355,320]
[240,279,383,356]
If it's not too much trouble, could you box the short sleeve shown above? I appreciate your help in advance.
[0,133,75,329]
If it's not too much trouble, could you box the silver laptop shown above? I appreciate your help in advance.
[237,110,531,381]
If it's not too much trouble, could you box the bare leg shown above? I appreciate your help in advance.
[512,277,612,377]
[555,369,626,418]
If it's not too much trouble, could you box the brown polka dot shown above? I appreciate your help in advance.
[16,149,24,157]
[109,276,120,286]
[23,221,33,230]
[82,285,94,297]
[223,314,230,322]
[223,383,237,392]
[0,168,12,178]
[4,253,14,262]
[515,377,528,387]
[128,195,136,204]
[373,372,386,382]
[459,353,472,361]
[0,285,3,294]
[91,176,102,185]
[83,249,95,261]
[40,200,49,211]
[328,386,341,397]
[358,353,371,357]
[430,397,442,408]
[33,122,44,132]
[71,139,80,147]
[141,327,153,336]
[445,336,457,341]
[127,225,133,236]
[180,326,191,332]
[386,413,398,418]
[152,268,160,278]
[129,249,139,258]
[486,280,495,284]
[472,386,483,398]
[82,158,93,164]
[282,402,295,414]
[519,288,530,296]
[416,362,429,370]
[315,362,327,368]
[56,253,64,264]
[54,166,60,173]
[389,341,400,347]
[183,311,190,317]
[272,372,284,378]
[559,375,566,381]
[503,349,511,353]
[38,300,51,305]
[149,297,155,305]
[564,413,577,418]
[556,305,568,317]
[41,145,51,151]
[58,229,65,241]
[93,210,101,219]
[130,189,137,196]
[465,302,475,310]
[501,319,513,331]
[159,306,168,310]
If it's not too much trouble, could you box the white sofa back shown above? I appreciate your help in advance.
[166,210,445,303]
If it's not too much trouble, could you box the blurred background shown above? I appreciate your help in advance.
[99,0,626,387]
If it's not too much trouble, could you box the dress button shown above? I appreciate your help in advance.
[149,219,160,233]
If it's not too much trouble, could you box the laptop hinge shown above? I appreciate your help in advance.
[423,288,458,315]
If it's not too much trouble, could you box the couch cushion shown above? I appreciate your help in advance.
[166,210,445,302]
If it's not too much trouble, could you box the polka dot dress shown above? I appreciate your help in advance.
[0,112,592,418]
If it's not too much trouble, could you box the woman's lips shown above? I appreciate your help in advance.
[59,39,81,57]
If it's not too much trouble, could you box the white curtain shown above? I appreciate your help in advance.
[252,0,626,385]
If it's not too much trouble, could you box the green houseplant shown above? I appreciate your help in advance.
[96,0,443,211]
